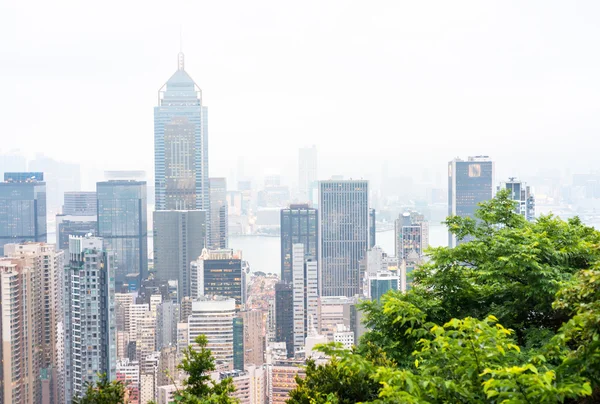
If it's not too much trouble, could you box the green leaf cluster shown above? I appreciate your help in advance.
[288,190,600,403]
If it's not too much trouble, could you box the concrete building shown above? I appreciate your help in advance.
[318,296,357,341]
[280,204,318,284]
[153,210,206,300]
[365,270,399,302]
[154,52,209,218]
[97,179,148,286]
[448,156,494,247]
[246,365,267,404]
[188,296,236,366]
[0,172,46,255]
[157,384,182,404]
[240,310,265,366]
[64,235,116,401]
[157,347,179,387]
[319,180,369,297]
[117,359,140,404]
[190,249,243,309]
[499,177,535,222]
[157,301,180,350]
[2,243,65,404]
[269,359,305,404]
[292,244,318,355]
[333,324,355,350]
[209,177,228,249]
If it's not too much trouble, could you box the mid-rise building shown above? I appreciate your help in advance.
[318,296,357,341]
[333,324,355,350]
[190,249,243,309]
[270,359,306,404]
[209,177,228,249]
[365,270,399,302]
[188,296,236,366]
[0,172,46,255]
[64,235,116,401]
[499,178,535,222]
[240,310,265,366]
[63,191,97,215]
[448,156,494,247]
[97,180,148,286]
[153,210,206,299]
[280,204,318,284]
[319,180,369,297]
[394,211,429,262]
[292,244,318,355]
[117,359,140,404]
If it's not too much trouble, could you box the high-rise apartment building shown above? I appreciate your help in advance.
[274,282,294,357]
[153,210,206,299]
[280,204,318,284]
[156,301,180,350]
[2,243,65,404]
[319,180,369,297]
[292,244,318,355]
[63,191,97,215]
[190,249,243,309]
[298,145,317,201]
[394,211,429,262]
[499,178,535,222]
[240,310,265,366]
[64,235,116,401]
[209,177,228,249]
[97,180,148,286]
[0,172,46,255]
[154,52,209,216]
[188,296,236,366]
[448,156,494,247]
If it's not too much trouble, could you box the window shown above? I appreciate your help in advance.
[468,164,481,177]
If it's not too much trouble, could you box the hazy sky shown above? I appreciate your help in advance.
[2,1,599,189]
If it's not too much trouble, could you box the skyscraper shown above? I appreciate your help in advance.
[97,180,148,286]
[64,235,116,401]
[153,210,206,299]
[209,177,228,249]
[0,172,46,255]
[63,191,97,215]
[448,156,494,247]
[274,282,294,357]
[298,145,317,201]
[280,204,318,284]
[292,244,318,355]
[190,249,243,309]
[499,178,535,222]
[57,191,97,251]
[319,180,369,297]
[154,52,209,215]
[394,211,429,262]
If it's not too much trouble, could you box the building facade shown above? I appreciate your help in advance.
[292,244,318,355]
[153,210,206,299]
[499,178,535,222]
[448,156,494,247]
[190,249,243,309]
[154,52,209,216]
[56,214,97,250]
[63,191,97,215]
[394,211,429,262]
[97,180,148,286]
[274,282,294,357]
[0,172,46,255]
[280,204,318,284]
[319,180,369,297]
[240,310,265,366]
[64,235,116,401]
[209,177,228,249]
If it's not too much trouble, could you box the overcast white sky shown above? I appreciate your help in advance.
[1,1,599,189]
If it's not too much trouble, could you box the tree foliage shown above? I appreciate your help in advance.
[72,373,126,404]
[288,190,600,403]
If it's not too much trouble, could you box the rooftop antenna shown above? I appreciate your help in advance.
[178,26,185,70]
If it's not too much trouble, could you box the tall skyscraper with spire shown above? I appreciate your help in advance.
[154,52,209,214]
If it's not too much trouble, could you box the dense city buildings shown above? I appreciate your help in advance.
[63,191,97,215]
[319,180,370,297]
[280,204,318,284]
[97,179,148,286]
[153,210,206,299]
[209,177,228,249]
[394,211,429,262]
[154,52,209,216]
[63,235,116,401]
[0,172,47,255]
[188,296,236,366]
[298,145,317,202]
[292,244,318,355]
[500,178,535,222]
[190,249,243,309]
[448,156,494,247]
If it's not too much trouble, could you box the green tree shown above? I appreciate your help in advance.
[72,373,126,404]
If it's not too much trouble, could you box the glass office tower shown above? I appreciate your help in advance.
[448,156,494,247]
[154,52,209,214]
[97,180,148,286]
[319,180,369,297]
[280,204,318,284]
[0,172,47,255]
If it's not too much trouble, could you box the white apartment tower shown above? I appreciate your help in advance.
[291,244,318,354]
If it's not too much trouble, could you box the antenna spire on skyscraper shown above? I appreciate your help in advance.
[178,26,185,70]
